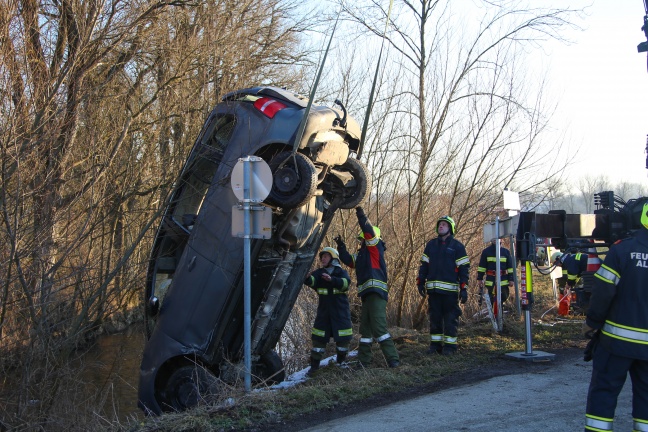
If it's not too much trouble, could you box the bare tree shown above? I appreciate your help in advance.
[0,0,315,426]
[332,0,583,326]
[576,175,611,213]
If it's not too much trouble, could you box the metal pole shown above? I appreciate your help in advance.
[243,158,252,392]
[523,261,533,355]
[495,216,502,331]
[509,234,521,316]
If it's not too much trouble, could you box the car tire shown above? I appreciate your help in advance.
[267,151,317,208]
[338,157,371,209]
[253,350,286,385]
[160,364,220,412]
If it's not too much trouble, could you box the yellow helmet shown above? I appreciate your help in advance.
[319,247,339,260]
[357,226,381,240]
[437,216,456,235]
[642,202,648,230]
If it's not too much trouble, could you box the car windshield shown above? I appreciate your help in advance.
[171,114,235,221]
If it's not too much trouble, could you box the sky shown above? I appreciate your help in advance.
[541,1,648,188]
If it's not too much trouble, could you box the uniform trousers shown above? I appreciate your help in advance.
[585,345,648,431]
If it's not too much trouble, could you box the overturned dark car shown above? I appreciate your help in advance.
[138,86,371,414]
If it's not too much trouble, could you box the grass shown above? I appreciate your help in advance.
[125,305,586,432]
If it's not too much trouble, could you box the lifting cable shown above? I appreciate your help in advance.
[291,14,341,156]
[358,0,394,160]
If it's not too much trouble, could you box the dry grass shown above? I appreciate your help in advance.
[125,276,586,432]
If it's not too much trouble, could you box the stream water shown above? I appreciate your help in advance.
[79,324,146,422]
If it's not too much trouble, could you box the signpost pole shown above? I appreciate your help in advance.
[243,158,252,393]
[495,216,502,331]
[230,155,272,392]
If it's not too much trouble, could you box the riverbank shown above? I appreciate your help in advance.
[128,314,586,432]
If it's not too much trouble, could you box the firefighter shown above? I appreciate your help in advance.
[417,216,470,355]
[303,246,353,376]
[552,251,588,315]
[476,241,515,316]
[583,202,648,432]
[552,251,588,292]
[336,206,400,368]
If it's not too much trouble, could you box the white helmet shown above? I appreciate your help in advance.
[319,247,339,260]
[551,251,563,263]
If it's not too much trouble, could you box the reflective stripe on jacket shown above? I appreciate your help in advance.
[561,252,589,287]
[586,229,648,360]
[476,243,514,287]
[304,265,353,343]
[418,235,469,295]
[338,211,389,301]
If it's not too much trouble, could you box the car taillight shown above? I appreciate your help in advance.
[253,97,286,118]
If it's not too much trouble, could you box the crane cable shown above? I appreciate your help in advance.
[358,0,394,160]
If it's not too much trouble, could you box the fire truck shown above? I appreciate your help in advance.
[515,191,648,312]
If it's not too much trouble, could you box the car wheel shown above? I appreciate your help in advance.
[337,157,372,209]
[160,364,220,412]
[253,350,286,385]
[266,151,317,208]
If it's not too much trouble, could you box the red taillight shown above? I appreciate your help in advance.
[253,97,286,118]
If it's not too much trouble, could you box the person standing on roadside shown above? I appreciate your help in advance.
[583,203,648,432]
[303,247,353,377]
[336,206,400,368]
[476,241,515,316]
[417,216,470,355]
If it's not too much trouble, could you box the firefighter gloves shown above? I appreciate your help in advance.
[356,206,364,216]
[416,278,426,297]
[582,323,596,339]
[334,234,344,249]
[460,288,468,304]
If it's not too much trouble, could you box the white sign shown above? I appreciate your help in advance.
[483,215,520,243]
[231,205,272,239]
[230,156,272,202]
[503,189,520,211]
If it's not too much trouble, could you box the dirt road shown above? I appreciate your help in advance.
[298,349,632,432]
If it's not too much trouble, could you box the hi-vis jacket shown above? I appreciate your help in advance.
[418,235,469,295]
[560,252,589,288]
[586,229,648,360]
[338,210,389,301]
[304,264,353,343]
[476,243,514,288]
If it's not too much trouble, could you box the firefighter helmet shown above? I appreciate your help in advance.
[642,202,648,230]
[357,226,381,240]
[319,247,339,260]
[436,216,456,235]
[551,251,563,263]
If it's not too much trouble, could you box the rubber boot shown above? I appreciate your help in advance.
[427,343,443,355]
[336,351,347,364]
[306,358,320,377]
